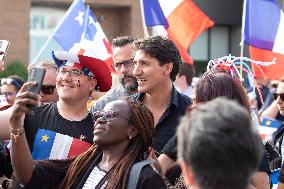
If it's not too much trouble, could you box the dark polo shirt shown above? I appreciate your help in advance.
[131,87,191,152]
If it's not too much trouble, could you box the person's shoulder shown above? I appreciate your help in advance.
[90,86,128,113]
[140,165,158,175]
[27,103,56,116]
[137,165,166,188]
[176,91,192,109]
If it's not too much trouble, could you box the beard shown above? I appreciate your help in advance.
[119,74,138,93]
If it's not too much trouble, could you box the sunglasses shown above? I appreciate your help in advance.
[273,92,284,101]
[112,59,134,70]
[41,85,56,95]
[1,92,16,97]
[93,110,130,122]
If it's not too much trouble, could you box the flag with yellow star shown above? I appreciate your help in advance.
[32,129,91,160]
[258,117,282,141]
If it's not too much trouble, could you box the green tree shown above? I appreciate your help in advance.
[0,61,28,81]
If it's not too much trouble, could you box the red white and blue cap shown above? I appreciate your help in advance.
[52,51,112,92]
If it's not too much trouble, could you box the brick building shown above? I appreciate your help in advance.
[0,0,283,68]
[0,0,144,65]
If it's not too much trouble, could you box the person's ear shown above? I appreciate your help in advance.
[180,75,186,81]
[163,63,173,77]
[89,78,97,91]
[180,161,195,188]
[127,124,138,139]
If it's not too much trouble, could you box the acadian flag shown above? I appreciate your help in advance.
[53,0,113,70]
[141,0,214,64]
[258,117,282,141]
[32,129,91,160]
[244,0,284,79]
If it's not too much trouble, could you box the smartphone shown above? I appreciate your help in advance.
[0,40,10,61]
[27,67,46,94]
[27,67,46,109]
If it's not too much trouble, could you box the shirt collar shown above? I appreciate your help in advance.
[134,85,180,109]
[171,86,180,109]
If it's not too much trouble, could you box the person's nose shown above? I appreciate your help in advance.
[133,63,142,77]
[40,91,45,97]
[120,64,128,74]
[94,116,108,125]
[276,96,283,104]
[60,71,73,81]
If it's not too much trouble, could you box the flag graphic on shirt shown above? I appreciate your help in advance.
[32,129,91,160]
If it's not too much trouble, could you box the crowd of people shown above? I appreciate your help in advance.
[0,35,283,189]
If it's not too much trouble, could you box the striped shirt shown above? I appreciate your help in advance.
[82,166,107,189]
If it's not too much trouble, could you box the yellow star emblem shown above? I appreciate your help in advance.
[265,120,271,126]
[41,135,49,142]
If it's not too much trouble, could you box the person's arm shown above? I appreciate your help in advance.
[278,162,284,189]
[251,172,270,189]
[0,60,4,71]
[278,183,284,189]
[158,136,177,174]
[9,82,40,184]
[0,107,13,140]
[261,100,279,119]
[137,166,167,189]
[10,124,34,184]
[158,154,175,175]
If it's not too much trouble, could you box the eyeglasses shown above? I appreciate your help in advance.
[93,110,130,122]
[112,59,134,70]
[57,68,84,78]
[1,92,16,97]
[273,92,284,101]
[41,85,56,95]
[1,78,22,90]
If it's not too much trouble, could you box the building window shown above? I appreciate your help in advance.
[189,26,230,61]
[190,31,209,61]
[210,26,229,59]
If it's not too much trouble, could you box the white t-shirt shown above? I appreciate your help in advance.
[82,166,107,189]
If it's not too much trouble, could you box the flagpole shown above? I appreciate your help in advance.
[82,5,90,40]
[31,0,80,64]
[239,0,247,81]
[139,0,149,37]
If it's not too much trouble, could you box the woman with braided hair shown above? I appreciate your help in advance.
[157,67,270,189]
[10,99,166,188]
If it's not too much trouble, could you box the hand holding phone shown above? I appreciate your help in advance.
[0,40,10,62]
